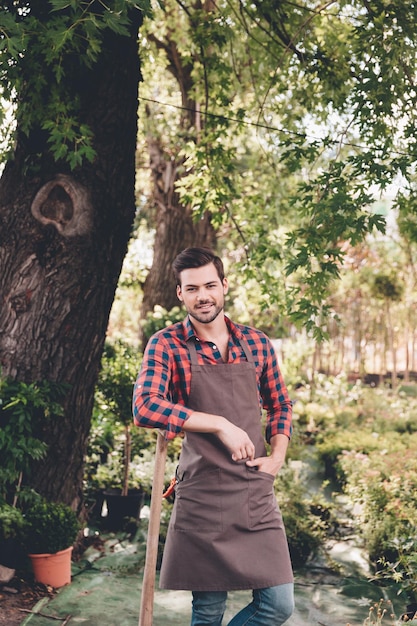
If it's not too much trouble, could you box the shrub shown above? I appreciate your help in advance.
[341,445,417,601]
[315,430,404,483]
[0,504,25,542]
[275,463,331,568]
[24,500,80,555]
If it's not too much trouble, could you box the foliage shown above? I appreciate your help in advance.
[0,0,151,168]
[23,499,80,555]
[97,340,141,427]
[139,0,417,337]
[0,504,25,542]
[316,430,404,484]
[87,341,181,502]
[294,373,417,443]
[0,376,67,505]
[85,411,115,466]
[292,374,417,600]
[275,463,331,568]
[90,450,149,493]
[341,445,417,601]
[85,426,179,496]
[372,273,404,302]
[92,340,142,496]
[140,305,184,339]
[107,220,154,344]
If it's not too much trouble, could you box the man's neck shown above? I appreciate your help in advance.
[190,313,228,343]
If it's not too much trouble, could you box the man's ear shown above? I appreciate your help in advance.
[223,278,229,295]
[176,284,183,302]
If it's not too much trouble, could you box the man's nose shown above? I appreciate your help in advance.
[196,289,209,300]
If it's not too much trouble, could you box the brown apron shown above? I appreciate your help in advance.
[159,336,293,591]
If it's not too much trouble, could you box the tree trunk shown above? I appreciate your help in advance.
[0,15,142,509]
[386,301,397,387]
[140,137,215,319]
[139,30,217,347]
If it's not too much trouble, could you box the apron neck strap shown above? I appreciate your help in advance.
[187,337,199,365]
[186,334,253,364]
[239,336,254,363]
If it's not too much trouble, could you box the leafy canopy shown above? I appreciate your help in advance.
[142,0,417,336]
[2,1,417,333]
[0,0,151,168]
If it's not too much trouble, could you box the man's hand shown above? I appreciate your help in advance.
[246,455,282,476]
[246,433,289,477]
[216,421,255,462]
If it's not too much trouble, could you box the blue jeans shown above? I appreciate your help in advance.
[191,583,294,626]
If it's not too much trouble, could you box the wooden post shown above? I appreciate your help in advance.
[138,430,168,626]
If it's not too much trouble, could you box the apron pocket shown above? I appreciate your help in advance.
[246,467,281,530]
[173,468,222,532]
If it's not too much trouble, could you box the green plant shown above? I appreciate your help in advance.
[92,451,142,492]
[24,499,80,555]
[0,504,25,542]
[275,463,329,568]
[95,341,142,496]
[90,446,178,495]
[0,376,67,506]
[315,430,404,483]
[83,404,161,508]
[341,445,417,601]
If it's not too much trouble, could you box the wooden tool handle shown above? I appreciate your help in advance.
[139,430,169,626]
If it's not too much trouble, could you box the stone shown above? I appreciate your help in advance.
[0,564,15,584]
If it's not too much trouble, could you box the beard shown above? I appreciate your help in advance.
[188,301,224,325]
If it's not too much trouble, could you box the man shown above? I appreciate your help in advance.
[133,247,294,626]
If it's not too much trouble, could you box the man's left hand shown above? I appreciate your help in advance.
[245,455,283,476]
[245,433,289,477]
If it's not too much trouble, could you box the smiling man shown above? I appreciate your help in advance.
[133,247,294,626]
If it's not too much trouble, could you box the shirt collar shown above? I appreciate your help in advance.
[181,315,244,341]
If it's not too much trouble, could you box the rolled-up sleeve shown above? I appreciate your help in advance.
[132,334,193,440]
[261,339,293,442]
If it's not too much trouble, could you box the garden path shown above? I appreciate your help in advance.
[18,527,402,626]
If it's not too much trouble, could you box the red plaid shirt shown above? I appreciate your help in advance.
[132,315,292,442]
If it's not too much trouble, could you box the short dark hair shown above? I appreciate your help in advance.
[172,247,225,286]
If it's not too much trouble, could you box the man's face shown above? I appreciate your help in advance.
[177,262,228,325]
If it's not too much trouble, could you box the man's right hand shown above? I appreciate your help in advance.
[216,420,255,462]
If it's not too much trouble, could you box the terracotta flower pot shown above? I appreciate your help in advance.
[29,545,73,588]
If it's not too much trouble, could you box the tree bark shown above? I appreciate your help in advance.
[0,13,142,509]
[140,137,215,318]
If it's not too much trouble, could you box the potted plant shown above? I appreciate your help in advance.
[24,499,80,588]
[94,341,144,530]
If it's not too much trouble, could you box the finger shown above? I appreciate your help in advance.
[232,448,250,461]
[232,448,247,462]
[245,442,255,460]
